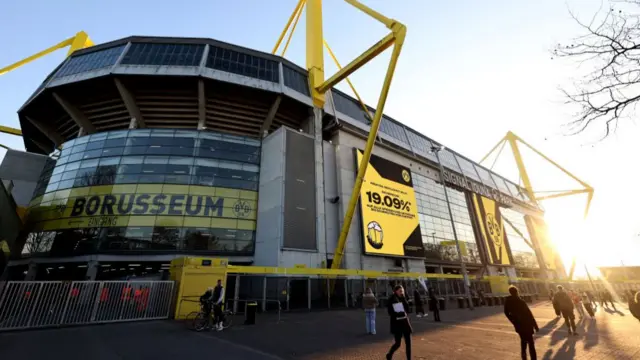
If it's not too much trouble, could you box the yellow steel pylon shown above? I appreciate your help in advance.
[0,31,94,138]
[480,131,594,279]
[273,0,406,270]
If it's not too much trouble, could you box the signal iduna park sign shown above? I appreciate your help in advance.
[355,149,425,258]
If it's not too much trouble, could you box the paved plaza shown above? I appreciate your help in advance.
[0,301,638,359]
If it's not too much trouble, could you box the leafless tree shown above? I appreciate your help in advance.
[555,1,640,138]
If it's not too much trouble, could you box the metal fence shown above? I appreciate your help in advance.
[0,281,174,332]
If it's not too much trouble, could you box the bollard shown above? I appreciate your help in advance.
[438,298,446,311]
[457,297,465,309]
[245,302,257,325]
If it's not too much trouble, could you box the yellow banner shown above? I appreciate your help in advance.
[356,149,424,257]
[525,215,556,270]
[472,194,511,265]
[26,184,257,231]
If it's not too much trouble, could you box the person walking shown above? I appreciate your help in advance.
[604,291,616,310]
[428,287,441,322]
[362,287,378,335]
[628,291,640,322]
[386,285,412,360]
[586,290,597,312]
[504,286,539,360]
[553,286,577,335]
[570,290,585,319]
[582,292,595,318]
[413,289,426,318]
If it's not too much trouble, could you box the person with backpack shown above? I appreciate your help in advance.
[553,285,577,336]
[504,286,539,360]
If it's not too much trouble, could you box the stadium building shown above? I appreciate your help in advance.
[1,36,564,282]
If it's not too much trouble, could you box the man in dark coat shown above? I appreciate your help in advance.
[504,286,539,360]
[428,287,441,322]
[386,285,412,360]
[553,285,577,335]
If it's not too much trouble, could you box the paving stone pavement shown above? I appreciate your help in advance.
[0,301,637,359]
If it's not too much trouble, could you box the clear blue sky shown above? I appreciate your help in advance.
[1,0,638,267]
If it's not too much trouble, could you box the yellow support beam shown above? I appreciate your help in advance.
[323,40,373,121]
[0,125,22,137]
[0,31,93,77]
[274,0,406,270]
[281,0,305,56]
[273,0,306,55]
[480,131,595,281]
[306,0,325,108]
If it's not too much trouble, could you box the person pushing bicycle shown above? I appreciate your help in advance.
[199,279,225,331]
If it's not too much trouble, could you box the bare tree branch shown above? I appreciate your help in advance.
[555,1,640,138]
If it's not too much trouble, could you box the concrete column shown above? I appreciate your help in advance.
[233,274,240,313]
[312,107,327,259]
[84,260,99,280]
[344,279,348,308]
[286,278,290,311]
[25,262,37,281]
[307,278,311,310]
[262,277,267,312]
[128,118,138,129]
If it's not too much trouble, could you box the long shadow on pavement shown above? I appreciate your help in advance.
[205,305,528,359]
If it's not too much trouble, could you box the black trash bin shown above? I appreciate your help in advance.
[457,297,465,309]
[245,302,257,325]
[438,298,446,311]
[472,297,480,307]
[500,296,507,305]
[487,296,494,306]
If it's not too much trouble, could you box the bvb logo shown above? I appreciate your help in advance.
[401,169,411,183]
[366,221,384,249]
[485,213,503,247]
[232,200,251,218]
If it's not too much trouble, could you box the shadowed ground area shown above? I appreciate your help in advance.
[0,301,638,359]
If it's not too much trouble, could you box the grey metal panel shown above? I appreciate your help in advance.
[455,155,482,183]
[473,164,499,189]
[405,129,438,163]
[439,149,462,173]
[0,150,48,182]
[490,173,513,196]
[254,128,285,267]
[0,181,22,256]
[283,131,317,250]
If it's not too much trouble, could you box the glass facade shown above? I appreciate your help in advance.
[54,45,126,79]
[121,43,205,66]
[24,129,260,258]
[206,45,280,83]
[501,207,540,269]
[414,174,481,264]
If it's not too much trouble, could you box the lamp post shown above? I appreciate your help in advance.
[430,145,474,310]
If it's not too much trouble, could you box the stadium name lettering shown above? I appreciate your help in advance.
[442,171,514,206]
[70,194,225,217]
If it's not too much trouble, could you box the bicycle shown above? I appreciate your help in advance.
[191,304,233,332]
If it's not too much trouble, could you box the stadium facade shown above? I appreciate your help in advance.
[1,36,564,281]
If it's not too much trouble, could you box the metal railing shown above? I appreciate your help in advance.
[0,280,174,332]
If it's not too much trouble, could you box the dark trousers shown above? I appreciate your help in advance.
[432,307,441,322]
[561,310,576,333]
[213,304,223,324]
[388,330,411,359]
[519,333,537,360]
